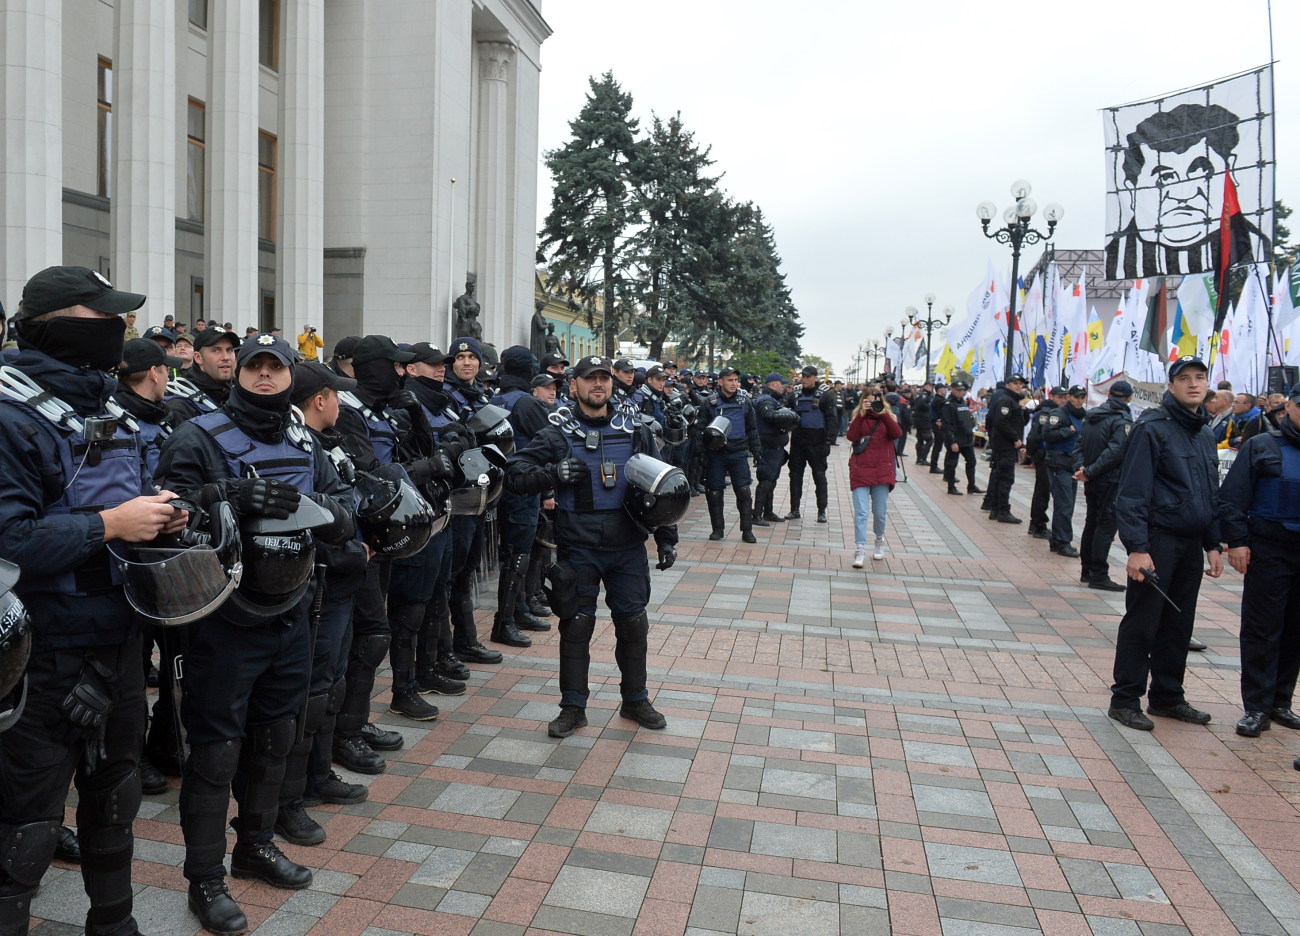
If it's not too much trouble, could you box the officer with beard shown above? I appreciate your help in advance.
[155,335,355,934]
[167,327,238,420]
[0,266,190,936]
[505,356,677,739]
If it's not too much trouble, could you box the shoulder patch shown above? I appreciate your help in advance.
[1048,413,1060,425]
[999,405,1010,415]
[1124,424,1131,435]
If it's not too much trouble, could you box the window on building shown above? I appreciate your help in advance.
[259,0,280,70]
[260,292,276,334]
[186,100,205,221]
[258,132,276,241]
[191,278,204,324]
[188,0,207,29]
[97,58,113,198]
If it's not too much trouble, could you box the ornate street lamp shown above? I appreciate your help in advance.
[864,340,884,378]
[906,293,953,384]
[976,181,1063,383]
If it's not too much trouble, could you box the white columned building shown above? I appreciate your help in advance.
[474,40,515,346]
[0,1,64,310]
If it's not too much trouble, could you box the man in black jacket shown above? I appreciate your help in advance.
[1025,388,1065,538]
[1108,356,1223,731]
[701,367,762,542]
[1075,381,1134,590]
[984,375,1028,522]
[1040,386,1087,557]
[166,327,238,420]
[941,383,981,496]
[786,366,838,521]
[928,384,948,473]
[911,385,935,465]
[504,356,677,739]
[753,374,793,525]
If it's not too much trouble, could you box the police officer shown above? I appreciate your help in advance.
[1220,386,1300,737]
[155,334,356,934]
[1075,381,1134,590]
[911,383,935,465]
[1041,385,1087,557]
[753,373,794,525]
[167,327,238,420]
[539,352,569,400]
[0,266,189,936]
[702,367,762,543]
[686,370,713,494]
[1109,355,1223,731]
[928,382,948,474]
[941,382,981,496]
[329,336,359,379]
[984,375,1028,523]
[504,356,678,739]
[786,365,836,522]
[611,358,637,402]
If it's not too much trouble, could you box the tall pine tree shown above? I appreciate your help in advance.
[538,73,641,357]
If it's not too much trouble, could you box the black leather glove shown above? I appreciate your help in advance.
[554,457,589,485]
[61,657,114,730]
[405,452,453,486]
[234,478,301,519]
[656,544,676,571]
[389,389,421,412]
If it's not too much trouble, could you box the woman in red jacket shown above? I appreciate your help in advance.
[846,387,903,567]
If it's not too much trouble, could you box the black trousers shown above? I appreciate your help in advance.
[988,447,1017,513]
[1080,481,1119,582]
[787,436,828,511]
[914,427,934,463]
[1239,531,1300,713]
[944,443,976,487]
[1029,459,1051,530]
[930,431,946,470]
[1048,466,1077,548]
[1110,530,1206,709]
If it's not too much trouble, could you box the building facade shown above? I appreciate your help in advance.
[0,0,550,349]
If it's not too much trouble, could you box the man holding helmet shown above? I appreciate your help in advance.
[700,367,762,542]
[506,356,682,740]
[786,365,837,522]
[753,373,796,525]
[155,334,355,936]
[0,266,190,936]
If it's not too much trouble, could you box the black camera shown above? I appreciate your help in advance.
[870,394,885,414]
[81,417,118,444]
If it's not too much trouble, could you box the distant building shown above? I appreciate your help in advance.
[1,0,550,346]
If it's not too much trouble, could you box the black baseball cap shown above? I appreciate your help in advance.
[766,372,788,384]
[193,328,240,351]
[573,355,614,378]
[612,358,635,373]
[531,373,560,388]
[1068,384,1087,397]
[801,365,819,377]
[1109,380,1134,398]
[119,338,183,375]
[353,334,416,365]
[292,360,357,403]
[1049,385,1069,396]
[18,266,146,321]
[1007,373,1027,384]
[143,325,176,344]
[408,342,453,366]
[236,333,296,368]
[719,366,740,378]
[332,336,359,360]
[951,381,970,391]
[1168,355,1207,378]
[646,366,668,379]
[541,352,569,369]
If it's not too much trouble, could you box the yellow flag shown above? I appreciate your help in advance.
[934,343,956,381]
[1086,317,1105,351]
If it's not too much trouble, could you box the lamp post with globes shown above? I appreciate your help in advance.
[864,340,884,379]
[906,293,953,384]
[976,180,1063,383]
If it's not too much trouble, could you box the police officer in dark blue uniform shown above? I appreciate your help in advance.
[0,265,191,936]
[155,335,355,935]
[1076,381,1134,590]
[753,373,794,525]
[1109,355,1223,732]
[505,356,678,739]
[928,382,948,473]
[1220,386,1300,737]
[984,375,1028,521]
[941,382,981,496]
[786,366,837,522]
[702,367,762,543]
[1040,385,1087,557]
[1025,388,1065,538]
[165,327,237,421]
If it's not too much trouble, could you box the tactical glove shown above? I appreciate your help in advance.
[234,478,301,519]
[554,457,589,486]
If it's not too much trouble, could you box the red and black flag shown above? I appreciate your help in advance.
[1214,172,1253,332]
[1138,277,1168,357]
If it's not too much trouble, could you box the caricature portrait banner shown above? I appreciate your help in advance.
[1103,66,1274,282]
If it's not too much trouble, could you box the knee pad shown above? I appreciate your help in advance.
[612,612,649,643]
[302,692,330,737]
[79,769,143,833]
[247,718,296,761]
[0,821,60,888]
[388,602,425,640]
[187,739,241,787]
[352,632,390,669]
[326,677,347,715]
[559,613,597,645]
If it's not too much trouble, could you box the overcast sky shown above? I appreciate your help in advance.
[533,0,1295,376]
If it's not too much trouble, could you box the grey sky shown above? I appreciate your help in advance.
[534,0,1295,376]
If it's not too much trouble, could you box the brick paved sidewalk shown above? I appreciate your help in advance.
[33,451,1300,936]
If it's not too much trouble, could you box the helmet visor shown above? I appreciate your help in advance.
[110,543,243,626]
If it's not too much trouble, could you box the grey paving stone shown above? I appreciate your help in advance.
[938,919,1044,936]
[408,847,477,888]
[749,821,837,861]
[904,740,977,768]
[482,836,530,856]
[1058,857,1121,898]
[724,765,764,792]
[1086,918,1142,936]
[391,883,449,911]
[937,897,1040,929]
[342,833,393,856]
[429,782,521,819]
[841,905,891,933]
[505,791,559,824]
[470,922,527,936]
[533,826,580,846]
[736,891,839,936]
[457,852,519,896]
[885,870,935,894]
[745,872,838,902]
[757,792,838,815]
[688,884,744,932]
[839,884,889,908]
[392,778,450,808]
[545,865,650,918]
[400,826,489,851]
[584,802,675,841]
[566,847,659,878]
[437,889,494,917]
[760,767,837,800]
[661,843,706,864]
[924,843,1023,887]
[913,784,995,818]
[531,906,635,936]
[615,751,692,783]
[767,727,837,752]
[706,816,754,851]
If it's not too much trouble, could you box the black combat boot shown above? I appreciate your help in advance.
[705,489,726,540]
[736,486,758,543]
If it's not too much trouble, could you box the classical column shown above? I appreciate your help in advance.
[0,1,62,308]
[111,0,176,313]
[205,0,259,328]
[276,0,324,343]
[474,40,515,345]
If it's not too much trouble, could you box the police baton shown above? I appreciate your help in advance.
[1138,567,1182,614]
[297,564,328,745]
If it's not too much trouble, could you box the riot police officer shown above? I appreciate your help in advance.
[0,266,190,936]
[504,356,679,739]
[911,383,935,465]
[1041,385,1087,557]
[941,382,981,496]
[928,382,948,474]
[1220,386,1300,737]
[753,373,796,524]
[166,327,238,420]
[155,335,355,935]
[984,375,1028,523]
[702,367,762,543]
[786,366,836,522]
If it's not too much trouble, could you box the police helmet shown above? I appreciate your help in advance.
[663,412,688,446]
[703,415,731,450]
[110,500,244,626]
[623,454,691,534]
[768,407,799,432]
[418,477,453,537]
[449,445,509,516]
[354,468,436,560]
[0,561,31,733]
[466,403,515,456]
[228,498,338,617]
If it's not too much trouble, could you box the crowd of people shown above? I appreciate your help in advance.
[0,265,1297,936]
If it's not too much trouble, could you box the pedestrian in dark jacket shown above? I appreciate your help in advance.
[1075,382,1134,589]
[1108,356,1224,732]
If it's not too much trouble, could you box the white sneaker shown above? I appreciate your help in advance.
[872,537,885,560]
[852,546,865,569]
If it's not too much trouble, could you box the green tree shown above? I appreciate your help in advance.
[716,203,802,362]
[799,354,832,375]
[539,73,641,356]
[729,350,789,377]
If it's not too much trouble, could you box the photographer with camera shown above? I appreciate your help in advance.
[297,324,324,362]
[846,386,903,567]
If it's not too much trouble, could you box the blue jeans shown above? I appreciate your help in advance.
[851,484,889,545]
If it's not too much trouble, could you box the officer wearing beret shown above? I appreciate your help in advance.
[0,266,189,936]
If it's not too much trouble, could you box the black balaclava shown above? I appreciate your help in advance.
[18,315,126,372]
[353,357,401,406]
[227,364,294,440]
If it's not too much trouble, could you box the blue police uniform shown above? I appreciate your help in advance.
[1041,401,1084,553]
[702,387,762,541]
[787,382,837,519]
[753,388,791,523]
